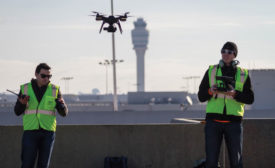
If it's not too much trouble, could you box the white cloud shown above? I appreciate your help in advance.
[147,19,243,31]
[261,21,275,25]
[145,58,203,92]
[0,23,98,31]
[44,24,98,30]
[0,59,35,93]
[211,22,243,27]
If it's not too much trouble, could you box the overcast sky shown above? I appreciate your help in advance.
[1,0,275,94]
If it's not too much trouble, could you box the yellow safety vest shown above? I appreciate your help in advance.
[206,65,248,116]
[21,82,59,131]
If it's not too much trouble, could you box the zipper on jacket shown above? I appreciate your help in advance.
[36,102,41,129]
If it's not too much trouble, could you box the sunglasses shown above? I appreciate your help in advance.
[221,49,235,55]
[40,74,52,79]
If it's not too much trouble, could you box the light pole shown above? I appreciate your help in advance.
[61,77,74,94]
[99,59,124,95]
[99,60,111,95]
[93,0,124,111]
[110,0,119,111]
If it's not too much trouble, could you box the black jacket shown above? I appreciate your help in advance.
[14,79,68,117]
[198,65,254,122]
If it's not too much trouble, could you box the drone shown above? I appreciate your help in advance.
[90,11,130,34]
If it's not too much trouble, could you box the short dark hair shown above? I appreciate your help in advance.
[35,63,51,74]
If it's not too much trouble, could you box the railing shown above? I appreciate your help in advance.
[0,119,274,167]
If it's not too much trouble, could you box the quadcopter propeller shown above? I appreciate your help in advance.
[116,12,132,17]
[116,15,133,18]
[116,15,133,17]
[91,11,106,16]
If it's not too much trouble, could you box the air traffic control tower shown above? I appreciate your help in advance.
[131,18,149,92]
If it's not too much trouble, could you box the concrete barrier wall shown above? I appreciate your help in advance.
[0,119,275,168]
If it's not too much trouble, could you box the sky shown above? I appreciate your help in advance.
[0,0,275,95]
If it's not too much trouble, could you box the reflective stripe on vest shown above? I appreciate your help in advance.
[23,83,28,95]
[24,110,56,116]
[213,93,234,100]
[52,85,57,98]
[209,65,218,87]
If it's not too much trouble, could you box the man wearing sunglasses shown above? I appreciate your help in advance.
[198,42,254,168]
[14,63,68,168]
